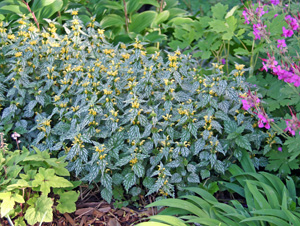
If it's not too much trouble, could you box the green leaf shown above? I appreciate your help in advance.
[148,215,188,226]
[235,136,252,151]
[136,222,171,226]
[224,120,237,134]
[132,163,145,177]
[35,0,63,22]
[152,10,170,26]
[127,0,141,14]
[225,5,239,19]
[101,188,112,203]
[32,168,73,195]
[25,195,53,225]
[100,14,125,28]
[211,3,228,20]
[31,0,56,12]
[241,216,290,226]
[147,198,209,218]
[56,191,79,214]
[129,11,157,33]
[0,192,14,217]
[123,172,136,192]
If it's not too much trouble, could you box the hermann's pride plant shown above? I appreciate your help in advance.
[0,11,280,203]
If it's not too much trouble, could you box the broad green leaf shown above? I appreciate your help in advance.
[184,187,218,203]
[35,0,63,22]
[127,0,141,14]
[148,215,187,226]
[100,14,125,28]
[246,181,271,209]
[186,218,228,226]
[225,5,239,19]
[241,216,290,226]
[147,199,209,218]
[31,0,56,12]
[123,172,136,192]
[0,192,14,217]
[235,136,252,151]
[152,10,170,27]
[136,222,171,226]
[24,195,53,225]
[32,168,73,195]
[132,163,145,177]
[168,17,193,25]
[211,3,228,20]
[56,191,79,214]
[129,11,157,33]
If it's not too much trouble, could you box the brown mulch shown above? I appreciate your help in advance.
[0,185,157,226]
[1,201,154,226]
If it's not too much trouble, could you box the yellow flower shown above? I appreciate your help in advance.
[15,52,22,57]
[7,34,15,40]
[235,64,245,70]
[71,10,78,15]
[97,29,104,35]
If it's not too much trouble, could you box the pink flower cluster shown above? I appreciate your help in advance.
[270,0,280,5]
[262,53,300,87]
[240,90,274,129]
[282,15,299,37]
[284,108,300,136]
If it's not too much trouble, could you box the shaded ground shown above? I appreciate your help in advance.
[0,186,155,226]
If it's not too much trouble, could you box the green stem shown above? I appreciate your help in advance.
[226,40,230,74]
[249,39,256,77]
[122,0,129,33]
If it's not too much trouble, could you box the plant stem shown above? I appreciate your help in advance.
[6,215,14,226]
[21,0,40,30]
[249,39,256,77]
[122,0,129,33]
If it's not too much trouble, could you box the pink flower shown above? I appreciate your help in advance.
[240,90,260,111]
[278,147,282,152]
[257,110,273,129]
[11,132,20,140]
[277,39,287,49]
[270,0,280,5]
[261,53,278,71]
[243,10,250,24]
[253,23,268,40]
[282,26,293,37]
[284,108,300,136]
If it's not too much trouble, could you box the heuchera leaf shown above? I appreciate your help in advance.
[24,195,53,225]
[56,191,79,214]
[32,168,74,195]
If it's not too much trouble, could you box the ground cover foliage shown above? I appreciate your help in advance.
[0,0,300,225]
[0,13,278,204]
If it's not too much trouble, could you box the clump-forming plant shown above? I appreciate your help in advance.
[0,13,279,203]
